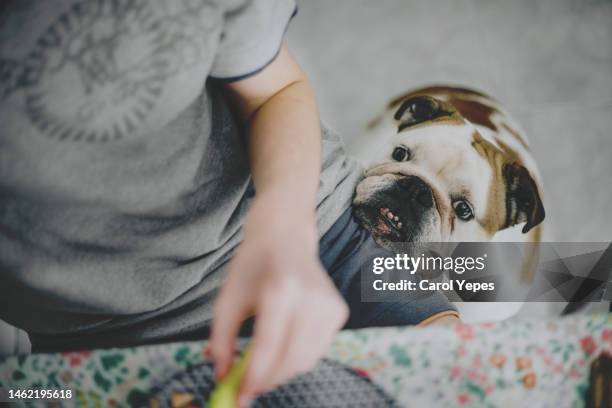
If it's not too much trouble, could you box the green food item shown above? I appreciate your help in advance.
[208,350,251,408]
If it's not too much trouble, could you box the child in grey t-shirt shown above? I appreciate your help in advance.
[0,0,456,402]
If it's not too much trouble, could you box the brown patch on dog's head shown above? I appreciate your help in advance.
[390,86,497,129]
[472,132,508,235]
[472,132,545,234]
[446,96,498,131]
[390,86,530,149]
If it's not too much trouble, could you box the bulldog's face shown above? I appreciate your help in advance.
[353,95,545,246]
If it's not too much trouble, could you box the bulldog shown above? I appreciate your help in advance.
[353,85,545,247]
[352,86,546,321]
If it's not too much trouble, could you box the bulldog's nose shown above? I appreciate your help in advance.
[397,176,434,208]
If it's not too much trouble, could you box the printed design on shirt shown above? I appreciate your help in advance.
[0,58,23,99]
[1,0,215,142]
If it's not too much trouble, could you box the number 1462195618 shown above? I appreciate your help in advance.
[3,388,73,400]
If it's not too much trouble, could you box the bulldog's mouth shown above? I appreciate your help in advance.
[354,174,438,243]
[378,207,403,232]
[372,207,405,239]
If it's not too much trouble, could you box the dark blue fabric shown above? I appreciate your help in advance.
[320,208,456,328]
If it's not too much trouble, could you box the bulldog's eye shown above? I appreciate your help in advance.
[392,146,411,162]
[453,200,474,221]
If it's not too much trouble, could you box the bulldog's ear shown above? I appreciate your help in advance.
[394,96,457,131]
[503,162,545,233]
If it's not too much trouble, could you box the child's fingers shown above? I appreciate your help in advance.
[259,319,317,391]
[265,292,346,388]
[210,277,252,380]
[239,284,297,400]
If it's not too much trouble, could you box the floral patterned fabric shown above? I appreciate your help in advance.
[0,314,610,407]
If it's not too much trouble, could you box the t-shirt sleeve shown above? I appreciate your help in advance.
[209,0,297,81]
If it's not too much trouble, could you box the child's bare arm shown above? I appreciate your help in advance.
[209,44,348,405]
[224,44,321,213]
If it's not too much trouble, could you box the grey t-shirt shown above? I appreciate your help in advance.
[0,0,361,348]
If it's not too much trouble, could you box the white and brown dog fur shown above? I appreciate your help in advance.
[352,85,546,321]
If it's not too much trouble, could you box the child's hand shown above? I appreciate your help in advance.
[209,44,343,406]
[209,193,348,406]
